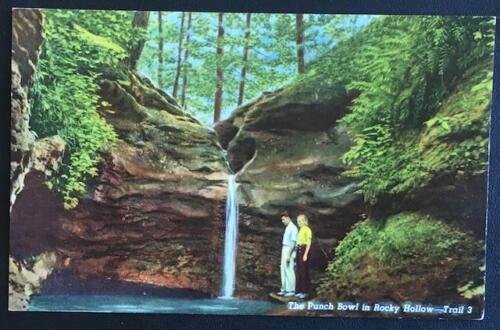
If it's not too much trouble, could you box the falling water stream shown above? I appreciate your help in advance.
[220,174,239,299]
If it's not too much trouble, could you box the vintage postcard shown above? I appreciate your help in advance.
[10,8,495,318]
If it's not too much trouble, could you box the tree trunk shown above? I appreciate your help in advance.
[213,13,224,123]
[157,12,164,89]
[181,12,192,108]
[237,13,252,106]
[172,12,186,98]
[296,14,305,74]
[128,11,150,69]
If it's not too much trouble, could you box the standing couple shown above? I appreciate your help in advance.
[278,211,312,299]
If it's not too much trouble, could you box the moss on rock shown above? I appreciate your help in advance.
[317,212,484,303]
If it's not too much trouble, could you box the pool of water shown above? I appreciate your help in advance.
[29,294,278,315]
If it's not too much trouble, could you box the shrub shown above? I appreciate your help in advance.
[317,213,484,302]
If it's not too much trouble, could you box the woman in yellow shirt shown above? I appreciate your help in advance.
[295,214,312,299]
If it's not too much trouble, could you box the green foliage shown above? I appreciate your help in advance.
[74,24,126,54]
[138,13,364,123]
[317,213,484,300]
[342,125,426,203]
[458,264,485,299]
[292,16,494,203]
[343,16,493,130]
[30,10,145,208]
[343,59,492,203]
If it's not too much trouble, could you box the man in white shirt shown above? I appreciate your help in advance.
[278,211,298,297]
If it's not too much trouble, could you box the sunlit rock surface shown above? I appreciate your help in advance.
[55,72,229,295]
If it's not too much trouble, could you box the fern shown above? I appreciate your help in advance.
[331,16,494,202]
[30,10,146,208]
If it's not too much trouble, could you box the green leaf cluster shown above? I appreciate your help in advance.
[291,16,494,203]
[342,16,493,129]
[30,10,144,208]
[317,213,484,300]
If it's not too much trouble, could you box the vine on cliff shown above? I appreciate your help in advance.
[30,10,146,208]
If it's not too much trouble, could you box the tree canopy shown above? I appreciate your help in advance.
[138,13,367,124]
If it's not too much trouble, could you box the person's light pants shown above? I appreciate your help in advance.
[280,245,296,293]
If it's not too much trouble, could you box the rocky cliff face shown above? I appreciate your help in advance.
[46,72,228,295]
[215,87,364,298]
[11,9,42,167]
[11,10,230,295]
[10,9,65,310]
[214,59,489,300]
[11,9,231,297]
[11,9,66,210]
[12,71,229,295]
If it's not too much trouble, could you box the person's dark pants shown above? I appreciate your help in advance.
[296,244,310,294]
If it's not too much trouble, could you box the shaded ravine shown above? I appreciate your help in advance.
[10,9,363,305]
[10,9,490,314]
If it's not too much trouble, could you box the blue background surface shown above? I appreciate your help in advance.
[1,1,499,329]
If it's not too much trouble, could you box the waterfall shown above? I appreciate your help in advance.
[220,174,239,299]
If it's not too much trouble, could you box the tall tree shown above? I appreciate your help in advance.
[137,13,365,125]
[172,12,186,98]
[157,11,164,89]
[296,14,305,74]
[181,12,192,108]
[128,11,150,69]
[213,13,224,123]
[237,13,252,106]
